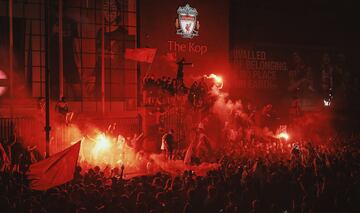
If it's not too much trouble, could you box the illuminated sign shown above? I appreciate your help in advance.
[0,69,8,96]
[175,4,199,38]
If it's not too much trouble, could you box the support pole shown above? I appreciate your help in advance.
[45,0,51,158]
[59,0,64,98]
[101,0,105,114]
[9,0,13,98]
[136,0,141,107]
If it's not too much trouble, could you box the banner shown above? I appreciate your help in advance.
[125,48,157,63]
[230,44,347,111]
[27,141,81,190]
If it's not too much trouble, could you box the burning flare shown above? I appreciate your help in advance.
[205,73,223,89]
[81,131,138,168]
[92,133,111,154]
[91,133,113,163]
[274,125,290,141]
[323,99,331,107]
[276,132,290,141]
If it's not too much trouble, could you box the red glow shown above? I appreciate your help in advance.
[78,131,138,168]
[276,132,290,141]
[92,133,112,156]
[0,69,8,96]
[274,125,290,141]
[205,73,223,89]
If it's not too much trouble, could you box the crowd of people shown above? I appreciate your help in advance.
[143,74,219,113]
[0,134,43,173]
[142,75,188,107]
[1,57,359,212]
[1,132,359,212]
[1,90,359,213]
[142,57,216,111]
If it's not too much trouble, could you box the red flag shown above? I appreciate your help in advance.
[27,141,81,190]
[125,48,157,63]
[164,52,177,62]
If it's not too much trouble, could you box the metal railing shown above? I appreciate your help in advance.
[0,115,141,155]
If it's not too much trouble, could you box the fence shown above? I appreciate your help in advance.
[0,115,141,155]
[0,117,34,141]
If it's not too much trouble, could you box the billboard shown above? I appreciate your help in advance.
[230,44,348,113]
[140,0,229,86]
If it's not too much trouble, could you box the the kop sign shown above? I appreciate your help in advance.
[175,4,199,39]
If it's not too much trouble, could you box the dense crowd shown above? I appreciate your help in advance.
[0,135,43,173]
[1,133,359,213]
[142,75,215,111]
[1,66,359,212]
[142,75,188,107]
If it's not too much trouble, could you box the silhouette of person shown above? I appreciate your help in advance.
[176,57,192,84]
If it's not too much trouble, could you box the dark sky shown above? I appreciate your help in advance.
[230,0,359,47]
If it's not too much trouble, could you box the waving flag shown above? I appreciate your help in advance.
[27,141,81,190]
[125,48,157,63]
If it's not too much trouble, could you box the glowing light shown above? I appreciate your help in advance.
[81,131,139,168]
[0,69,8,96]
[91,133,113,163]
[276,132,290,141]
[205,73,223,89]
[95,133,111,150]
[323,99,331,107]
[274,125,290,141]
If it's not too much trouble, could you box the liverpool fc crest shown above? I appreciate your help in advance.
[175,4,199,38]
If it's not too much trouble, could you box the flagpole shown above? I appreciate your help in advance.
[44,0,51,158]
[59,0,64,99]
[136,0,141,107]
[101,0,105,115]
[9,0,13,112]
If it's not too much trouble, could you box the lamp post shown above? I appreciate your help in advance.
[44,0,51,158]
